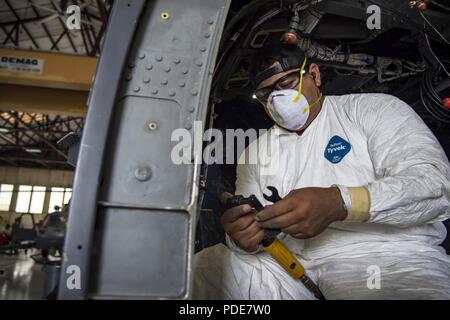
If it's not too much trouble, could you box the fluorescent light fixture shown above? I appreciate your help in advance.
[252,94,257,99]
[25,148,42,154]
[0,128,10,133]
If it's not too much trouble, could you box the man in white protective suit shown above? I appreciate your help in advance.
[193,43,450,299]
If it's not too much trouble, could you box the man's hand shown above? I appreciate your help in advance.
[220,193,264,252]
[255,187,347,239]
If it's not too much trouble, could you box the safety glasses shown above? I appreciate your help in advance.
[254,70,302,102]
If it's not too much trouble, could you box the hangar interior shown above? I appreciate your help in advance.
[0,0,110,299]
[0,0,449,300]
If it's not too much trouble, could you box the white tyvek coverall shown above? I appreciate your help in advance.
[194,93,450,299]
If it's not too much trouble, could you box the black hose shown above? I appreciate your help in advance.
[221,0,279,46]
[420,68,450,123]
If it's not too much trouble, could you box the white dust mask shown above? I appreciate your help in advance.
[259,57,322,131]
[265,89,312,131]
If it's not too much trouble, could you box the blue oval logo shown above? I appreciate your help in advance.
[324,135,351,164]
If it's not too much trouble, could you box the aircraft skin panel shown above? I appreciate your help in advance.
[58,0,231,300]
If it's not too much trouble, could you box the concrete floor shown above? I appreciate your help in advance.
[0,250,45,300]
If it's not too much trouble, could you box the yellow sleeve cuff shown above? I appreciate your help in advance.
[346,186,371,221]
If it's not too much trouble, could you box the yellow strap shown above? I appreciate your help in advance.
[293,57,307,103]
[302,92,322,114]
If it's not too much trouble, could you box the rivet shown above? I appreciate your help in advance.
[148,121,158,131]
[152,89,159,95]
[196,61,203,67]
[138,52,146,59]
[200,47,207,52]
[207,18,214,25]
[182,68,189,74]
[191,89,198,96]
[204,32,210,38]
[156,55,163,62]
[161,12,170,20]
[146,63,153,70]
[143,77,151,84]
[164,66,172,72]
[178,81,186,87]
[135,166,152,182]
[173,58,181,64]
[128,62,135,68]
[161,79,168,85]
[188,105,195,112]
[133,86,141,93]
[185,120,192,129]
[169,90,176,97]
[125,73,132,81]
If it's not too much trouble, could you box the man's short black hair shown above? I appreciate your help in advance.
[249,43,308,88]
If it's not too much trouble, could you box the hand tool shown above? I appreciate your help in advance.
[224,189,326,300]
[263,186,282,203]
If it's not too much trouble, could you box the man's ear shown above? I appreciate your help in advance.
[308,63,321,87]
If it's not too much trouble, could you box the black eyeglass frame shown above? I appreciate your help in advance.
[254,69,304,102]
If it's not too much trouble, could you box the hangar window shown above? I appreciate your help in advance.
[29,186,46,214]
[15,185,32,213]
[48,187,72,213]
[63,189,72,205]
[15,185,47,214]
[0,184,14,212]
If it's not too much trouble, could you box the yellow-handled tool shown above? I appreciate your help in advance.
[264,237,305,278]
[263,237,325,300]
[224,193,326,300]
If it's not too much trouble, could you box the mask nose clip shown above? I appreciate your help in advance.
[269,93,285,104]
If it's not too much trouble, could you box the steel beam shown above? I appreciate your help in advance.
[0,48,97,91]
[0,84,88,116]
[6,112,68,160]
[4,0,40,49]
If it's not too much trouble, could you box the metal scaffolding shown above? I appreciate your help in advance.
[0,110,84,169]
[0,1,113,170]
[0,0,112,56]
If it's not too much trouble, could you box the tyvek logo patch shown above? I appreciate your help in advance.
[324,135,351,164]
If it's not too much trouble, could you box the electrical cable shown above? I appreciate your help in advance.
[424,33,450,77]
[420,68,450,123]
[365,0,450,45]
[419,11,450,44]
[431,0,450,11]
